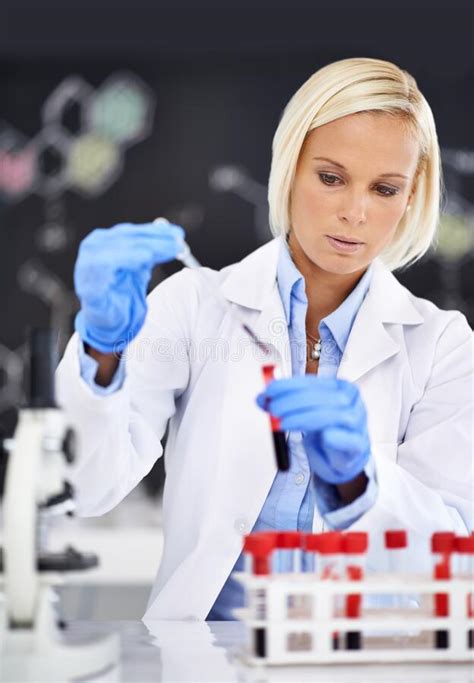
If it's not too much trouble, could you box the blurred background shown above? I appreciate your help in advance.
[0,0,473,618]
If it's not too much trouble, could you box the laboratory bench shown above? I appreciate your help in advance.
[41,619,474,682]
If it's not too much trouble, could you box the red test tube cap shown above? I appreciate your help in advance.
[305,533,322,552]
[318,531,343,555]
[277,531,303,549]
[385,530,407,549]
[455,536,474,554]
[243,533,276,575]
[243,533,276,555]
[431,532,456,554]
[260,365,284,435]
[262,364,278,383]
[343,532,368,554]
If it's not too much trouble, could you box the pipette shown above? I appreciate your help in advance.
[153,217,274,358]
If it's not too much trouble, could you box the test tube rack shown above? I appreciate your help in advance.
[233,572,474,665]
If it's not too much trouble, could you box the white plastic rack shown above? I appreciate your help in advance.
[234,572,474,665]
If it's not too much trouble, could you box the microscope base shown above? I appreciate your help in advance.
[0,582,120,682]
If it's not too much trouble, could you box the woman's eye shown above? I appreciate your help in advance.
[318,173,340,185]
[318,173,399,198]
[376,185,398,197]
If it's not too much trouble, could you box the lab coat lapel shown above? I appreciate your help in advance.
[337,258,424,383]
[336,296,400,383]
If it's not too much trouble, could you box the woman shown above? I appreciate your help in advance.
[57,57,473,621]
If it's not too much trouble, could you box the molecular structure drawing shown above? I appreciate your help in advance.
[0,72,155,202]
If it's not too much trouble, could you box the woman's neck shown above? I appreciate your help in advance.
[287,231,368,321]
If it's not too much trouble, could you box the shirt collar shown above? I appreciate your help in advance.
[276,235,307,326]
[276,234,374,352]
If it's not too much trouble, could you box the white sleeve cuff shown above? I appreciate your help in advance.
[77,341,126,396]
[313,455,378,530]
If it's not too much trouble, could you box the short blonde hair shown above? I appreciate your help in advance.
[267,57,443,271]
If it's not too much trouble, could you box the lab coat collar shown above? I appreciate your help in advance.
[220,237,282,311]
[220,235,424,326]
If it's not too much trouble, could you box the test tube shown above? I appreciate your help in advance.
[261,364,290,471]
[454,535,474,649]
[385,530,408,573]
[431,531,455,649]
[384,529,411,610]
[317,531,343,580]
[318,531,343,650]
[243,532,276,576]
[343,531,368,650]
[243,533,276,659]
[275,531,304,573]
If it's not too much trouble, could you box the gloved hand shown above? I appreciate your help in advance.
[256,376,371,484]
[74,221,185,353]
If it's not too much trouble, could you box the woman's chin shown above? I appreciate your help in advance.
[308,252,367,276]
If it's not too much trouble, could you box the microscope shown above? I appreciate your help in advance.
[0,328,119,682]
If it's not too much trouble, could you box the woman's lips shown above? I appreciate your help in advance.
[325,235,364,253]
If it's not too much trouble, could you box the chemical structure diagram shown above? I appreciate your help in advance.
[0,72,155,203]
[0,71,156,256]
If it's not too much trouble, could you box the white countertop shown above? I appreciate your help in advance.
[40,620,474,683]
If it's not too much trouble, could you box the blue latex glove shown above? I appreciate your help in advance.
[74,221,185,353]
[256,376,371,484]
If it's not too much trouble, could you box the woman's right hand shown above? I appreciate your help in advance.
[74,221,185,355]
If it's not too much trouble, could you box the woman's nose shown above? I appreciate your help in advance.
[338,193,368,226]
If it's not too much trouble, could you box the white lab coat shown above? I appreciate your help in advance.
[56,236,474,621]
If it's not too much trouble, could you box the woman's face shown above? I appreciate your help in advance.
[288,112,420,276]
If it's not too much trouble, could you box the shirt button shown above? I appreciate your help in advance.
[294,473,305,485]
[234,518,249,534]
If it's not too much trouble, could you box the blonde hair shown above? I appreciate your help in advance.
[267,57,443,271]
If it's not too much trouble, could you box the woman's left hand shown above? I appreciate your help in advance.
[256,376,371,485]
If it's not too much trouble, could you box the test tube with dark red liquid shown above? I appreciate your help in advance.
[454,535,474,649]
[318,531,343,650]
[431,531,455,649]
[243,533,276,659]
[343,531,368,650]
[261,364,290,471]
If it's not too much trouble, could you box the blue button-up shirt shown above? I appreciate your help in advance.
[78,236,379,621]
